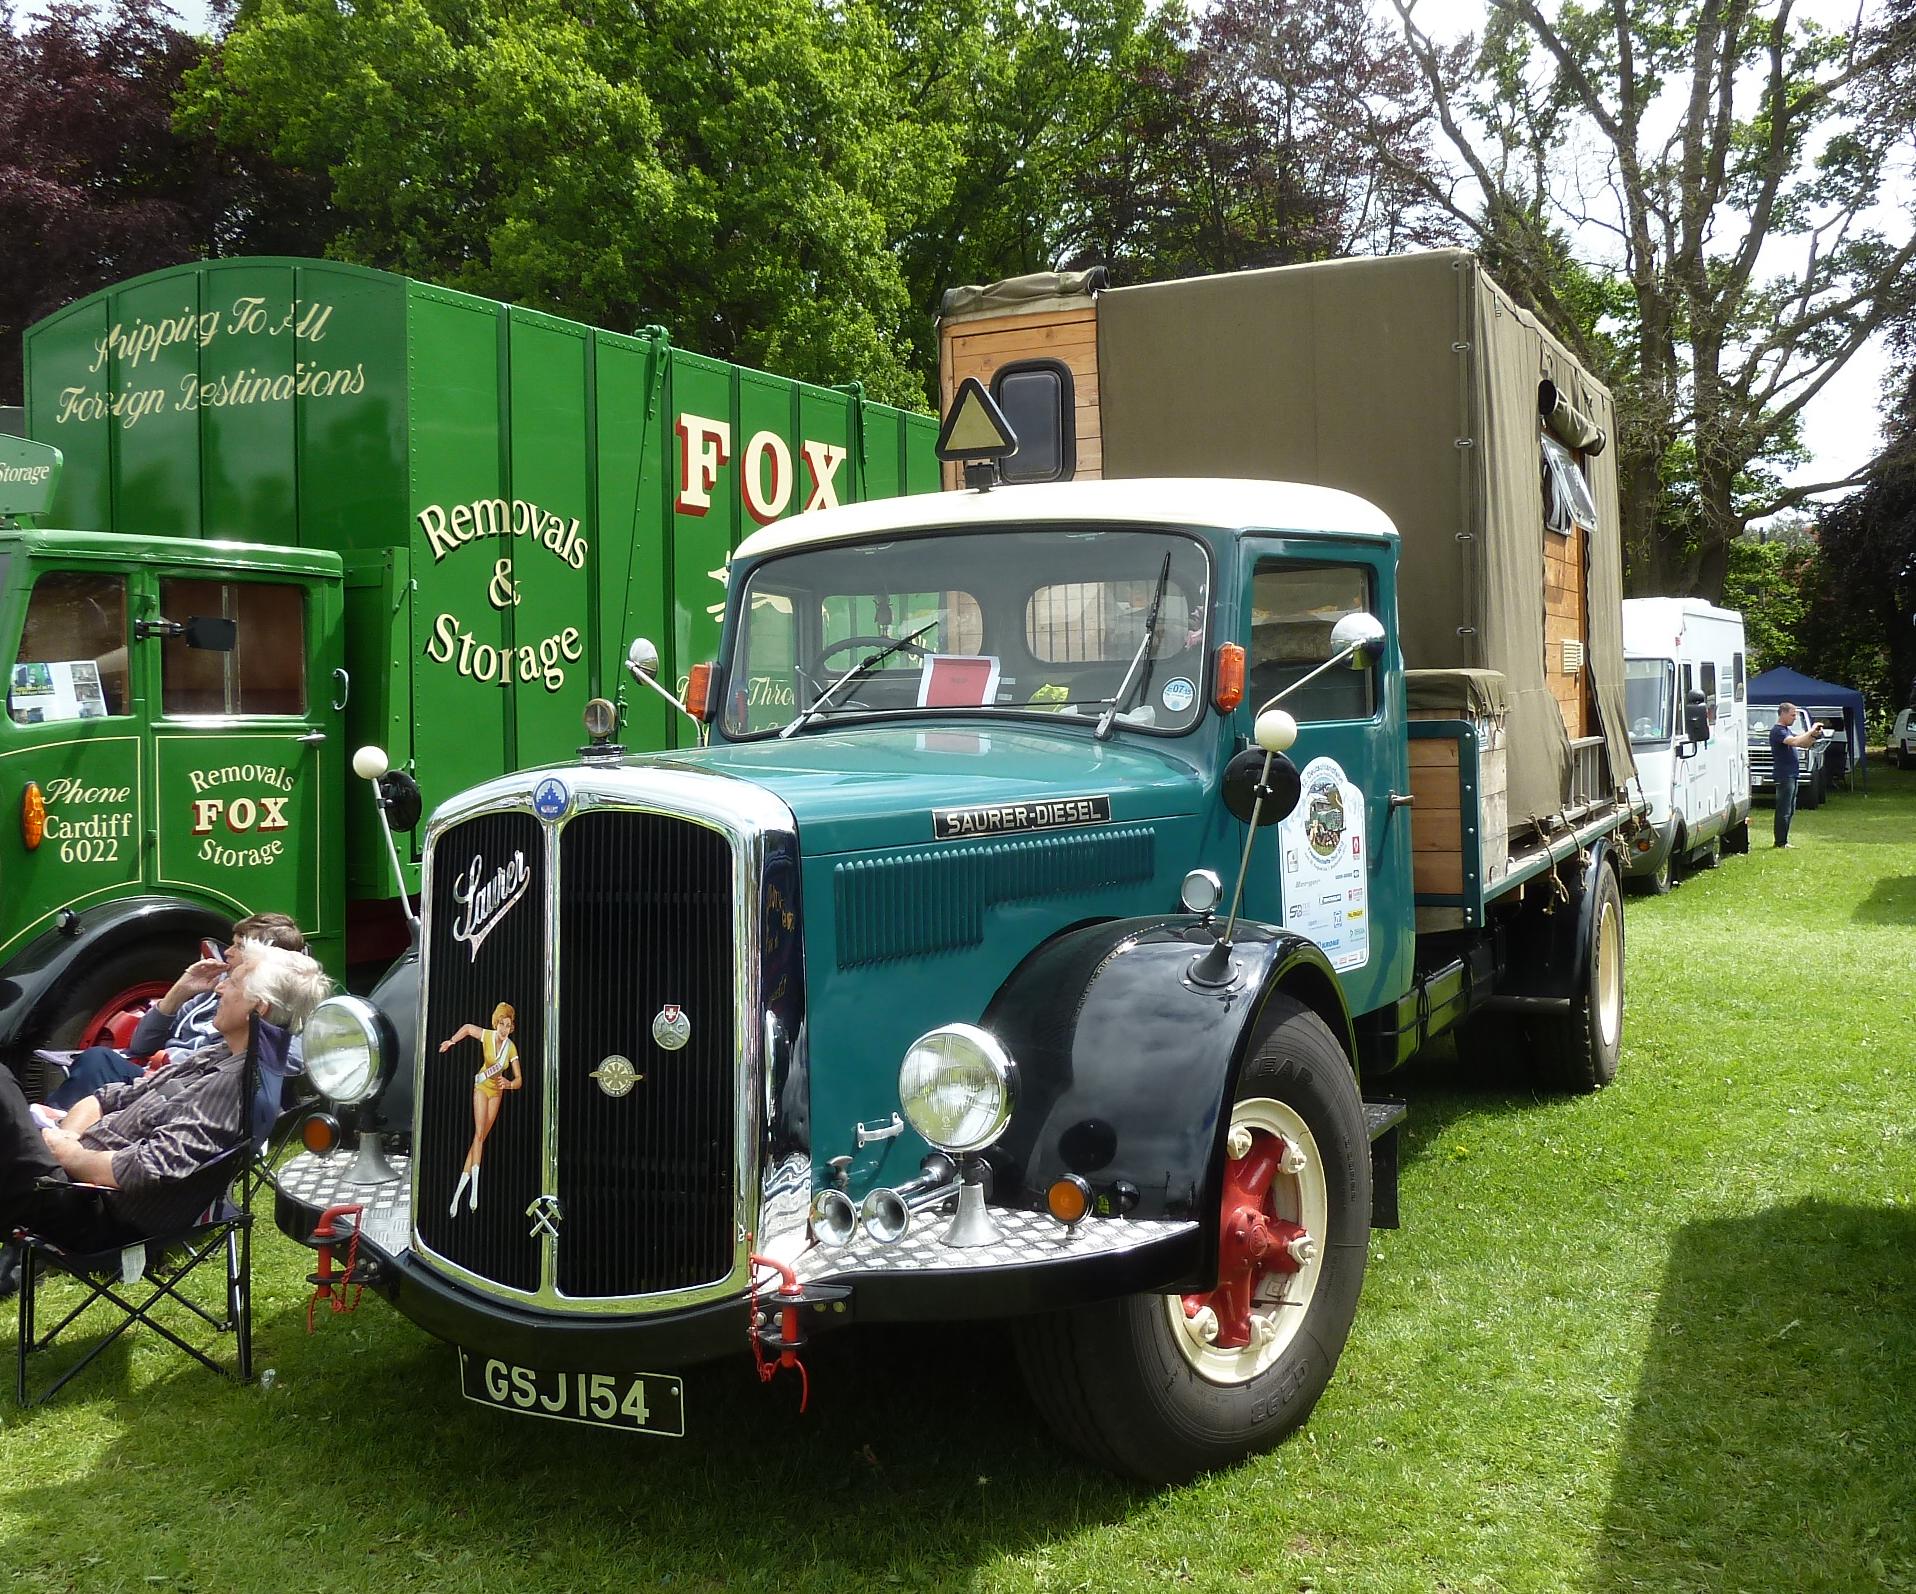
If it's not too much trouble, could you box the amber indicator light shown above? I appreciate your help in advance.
[1213,644,1245,712]
[301,1113,341,1155]
[685,661,716,723]
[1047,1177,1091,1226]
[21,782,46,850]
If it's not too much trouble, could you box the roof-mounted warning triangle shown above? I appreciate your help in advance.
[935,378,1019,463]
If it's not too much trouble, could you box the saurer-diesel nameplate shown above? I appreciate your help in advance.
[932,795,1111,840]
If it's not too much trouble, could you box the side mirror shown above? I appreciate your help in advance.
[1684,690,1709,743]
[626,636,661,681]
[1330,612,1387,671]
[184,615,237,652]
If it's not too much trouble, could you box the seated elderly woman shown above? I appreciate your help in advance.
[0,941,333,1273]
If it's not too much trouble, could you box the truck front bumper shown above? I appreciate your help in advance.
[1618,814,1678,877]
[273,1150,1200,1371]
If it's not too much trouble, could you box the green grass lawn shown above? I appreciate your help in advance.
[5,771,1912,1593]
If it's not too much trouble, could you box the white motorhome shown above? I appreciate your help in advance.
[1621,599,1753,890]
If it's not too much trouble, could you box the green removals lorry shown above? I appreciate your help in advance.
[0,258,936,1072]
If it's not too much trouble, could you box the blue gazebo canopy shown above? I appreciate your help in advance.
[1747,666,1867,766]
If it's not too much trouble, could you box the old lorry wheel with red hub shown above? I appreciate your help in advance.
[1013,994,1370,1483]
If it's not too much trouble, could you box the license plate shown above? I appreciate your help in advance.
[458,1350,685,1436]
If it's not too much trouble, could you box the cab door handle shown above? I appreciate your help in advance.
[1388,791,1414,810]
[297,731,327,745]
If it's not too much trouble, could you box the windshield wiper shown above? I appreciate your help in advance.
[778,620,938,740]
[1095,553,1173,741]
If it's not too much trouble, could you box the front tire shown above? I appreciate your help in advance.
[1538,861,1625,1093]
[1013,996,1369,1483]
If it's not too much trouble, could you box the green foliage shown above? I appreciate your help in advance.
[1722,535,1811,671]
[181,0,950,406]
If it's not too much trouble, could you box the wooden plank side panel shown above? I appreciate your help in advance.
[939,303,1104,488]
[1413,853,1465,895]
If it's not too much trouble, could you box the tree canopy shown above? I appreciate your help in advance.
[1386,0,1916,600]
[0,0,322,404]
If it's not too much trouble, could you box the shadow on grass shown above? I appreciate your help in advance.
[2,1274,1146,1590]
[1588,1199,1916,1594]
[1851,875,1916,924]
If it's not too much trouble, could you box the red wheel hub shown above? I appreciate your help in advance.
[79,982,169,1051]
[1183,1129,1310,1349]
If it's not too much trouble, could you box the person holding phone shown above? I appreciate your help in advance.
[1768,702,1824,849]
[43,912,308,1110]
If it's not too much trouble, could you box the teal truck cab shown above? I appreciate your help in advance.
[278,469,1640,1482]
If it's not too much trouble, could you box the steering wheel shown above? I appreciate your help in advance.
[806,632,933,677]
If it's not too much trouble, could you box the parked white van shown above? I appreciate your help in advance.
[1621,599,1754,891]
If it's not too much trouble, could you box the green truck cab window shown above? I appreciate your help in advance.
[722,527,1209,738]
[1248,563,1376,721]
[9,570,129,722]
[158,578,307,717]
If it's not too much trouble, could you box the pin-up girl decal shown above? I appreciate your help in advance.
[439,1002,521,1215]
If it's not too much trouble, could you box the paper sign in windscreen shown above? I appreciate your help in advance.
[917,655,1001,708]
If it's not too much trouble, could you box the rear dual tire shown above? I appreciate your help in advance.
[1539,862,1624,1093]
[1013,996,1368,1483]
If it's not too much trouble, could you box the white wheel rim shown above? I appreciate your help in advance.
[1595,895,1622,1050]
[1166,1097,1328,1386]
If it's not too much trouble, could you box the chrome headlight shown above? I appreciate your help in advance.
[303,995,385,1105]
[897,1024,1017,1154]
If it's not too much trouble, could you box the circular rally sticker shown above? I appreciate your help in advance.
[1161,677,1197,713]
[533,777,570,820]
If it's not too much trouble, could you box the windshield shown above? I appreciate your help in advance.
[1624,658,1673,745]
[1746,706,1774,736]
[722,528,1211,739]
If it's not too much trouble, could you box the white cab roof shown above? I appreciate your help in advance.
[733,478,1397,563]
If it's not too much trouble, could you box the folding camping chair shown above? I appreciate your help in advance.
[11,1017,297,1407]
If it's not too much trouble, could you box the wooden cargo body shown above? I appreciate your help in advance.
[938,253,1638,920]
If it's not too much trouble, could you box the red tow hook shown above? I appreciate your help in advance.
[748,1251,811,1411]
[747,1249,853,1414]
[306,1202,367,1332]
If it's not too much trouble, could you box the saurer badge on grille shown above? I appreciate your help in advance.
[932,795,1112,841]
[449,850,532,960]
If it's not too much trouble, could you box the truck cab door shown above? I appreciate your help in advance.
[0,559,145,966]
[141,569,345,971]
[1231,542,1414,1020]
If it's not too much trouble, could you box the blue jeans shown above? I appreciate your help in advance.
[1773,772,1799,845]
[45,1046,142,1111]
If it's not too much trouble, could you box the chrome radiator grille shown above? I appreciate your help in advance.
[414,811,547,1293]
[412,785,759,1310]
[555,811,736,1297]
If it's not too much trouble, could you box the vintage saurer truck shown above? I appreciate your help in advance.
[279,249,1644,1483]
[1,258,934,1087]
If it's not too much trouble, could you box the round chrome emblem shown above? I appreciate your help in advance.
[651,1004,691,1051]
[589,1054,642,1098]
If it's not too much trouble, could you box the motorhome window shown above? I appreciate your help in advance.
[992,361,1076,484]
[1248,563,1375,721]
[10,570,129,722]
[1541,435,1598,536]
[1699,662,1718,724]
[1624,659,1674,744]
[724,528,1209,738]
[159,579,307,716]
[1733,652,1745,701]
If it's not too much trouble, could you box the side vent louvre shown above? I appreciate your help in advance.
[835,826,1155,967]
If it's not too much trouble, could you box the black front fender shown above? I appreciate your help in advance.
[982,917,1353,1249]
[0,896,230,1053]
